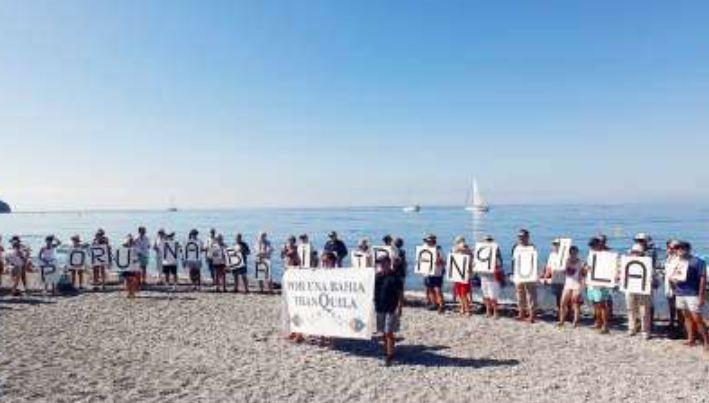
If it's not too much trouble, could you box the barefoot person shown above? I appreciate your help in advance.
[451,236,474,316]
[254,232,274,293]
[670,241,708,350]
[558,246,586,328]
[421,234,445,313]
[625,243,654,339]
[374,255,403,366]
[5,236,31,296]
[233,233,251,293]
[38,235,62,295]
[512,229,537,323]
[157,232,180,290]
[134,226,151,285]
[478,235,504,319]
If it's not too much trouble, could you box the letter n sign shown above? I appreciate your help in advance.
[620,255,652,295]
[447,253,470,282]
[415,246,437,276]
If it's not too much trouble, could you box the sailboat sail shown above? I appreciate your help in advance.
[465,177,489,212]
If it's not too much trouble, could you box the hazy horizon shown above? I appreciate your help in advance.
[2,1,708,211]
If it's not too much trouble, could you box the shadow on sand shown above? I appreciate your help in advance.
[0,297,56,306]
[332,341,520,368]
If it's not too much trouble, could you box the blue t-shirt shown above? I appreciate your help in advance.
[674,256,706,297]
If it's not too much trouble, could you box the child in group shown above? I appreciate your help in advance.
[478,235,504,319]
[558,246,586,327]
[374,255,403,366]
[451,236,474,316]
[38,235,62,295]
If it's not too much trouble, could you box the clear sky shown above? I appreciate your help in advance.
[1,0,708,210]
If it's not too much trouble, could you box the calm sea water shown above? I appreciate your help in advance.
[2,204,707,312]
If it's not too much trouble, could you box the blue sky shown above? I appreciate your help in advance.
[1,0,708,210]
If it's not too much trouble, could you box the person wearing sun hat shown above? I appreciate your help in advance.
[478,234,504,319]
[511,228,538,323]
[420,234,445,313]
[451,235,474,316]
[670,241,707,350]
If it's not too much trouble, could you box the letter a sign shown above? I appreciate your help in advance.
[619,255,653,295]
[415,246,437,276]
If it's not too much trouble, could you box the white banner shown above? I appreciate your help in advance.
[414,246,438,276]
[619,255,653,295]
[255,258,271,281]
[586,251,619,288]
[350,251,372,269]
[473,242,498,273]
[446,253,471,283]
[513,246,538,284]
[555,238,572,272]
[90,245,110,267]
[297,244,312,268]
[283,267,375,339]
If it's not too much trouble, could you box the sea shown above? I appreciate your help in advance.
[2,204,707,314]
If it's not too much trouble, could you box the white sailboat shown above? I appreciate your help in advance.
[464,178,489,213]
[403,204,421,213]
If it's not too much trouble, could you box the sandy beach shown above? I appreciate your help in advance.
[1,286,707,403]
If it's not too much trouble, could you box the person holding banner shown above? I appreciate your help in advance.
[135,226,151,285]
[558,246,586,328]
[184,229,203,290]
[38,235,62,295]
[91,229,111,291]
[374,255,403,366]
[233,233,251,293]
[323,231,348,267]
[209,234,228,292]
[511,229,537,323]
[670,241,708,350]
[420,234,445,313]
[5,236,31,296]
[281,236,301,267]
[255,232,274,293]
[451,236,474,316]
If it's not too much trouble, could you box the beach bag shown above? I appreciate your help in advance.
[56,273,76,295]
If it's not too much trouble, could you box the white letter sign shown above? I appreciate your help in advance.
[350,251,372,269]
[183,240,202,263]
[90,245,110,267]
[555,238,572,272]
[225,248,245,270]
[283,267,375,339]
[447,253,471,282]
[297,244,312,268]
[586,251,618,288]
[513,246,538,284]
[414,246,438,276]
[473,242,498,273]
[113,247,136,272]
[68,248,87,269]
[255,258,271,281]
[619,255,653,295]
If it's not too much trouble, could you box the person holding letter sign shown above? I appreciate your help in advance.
[255,232,274,293]
[281,236,301,268]
[233,233,251,293]
[449,236,473,316]
[298,234,318,268]
[475,235,504,319]
[91,229,111,291]
[5,236,31,296]
[540,238,566,313]
[586,237,613,334]
[66,235,88,289]
[351,238,374,268]
[183,229,203,291]
[209,234,228,292]
[117,235,141,298]
[38,235,62,295]
[135,226,151,285]
[511,229,538,323]
[622,244,655,339]
[669,241,708,350]
[419,234,445,313]
[157,232,181,290]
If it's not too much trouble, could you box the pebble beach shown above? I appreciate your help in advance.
[2,287,707,403]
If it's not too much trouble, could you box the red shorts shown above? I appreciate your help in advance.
[454,282,471,297]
